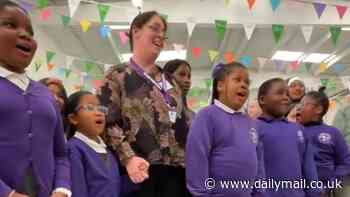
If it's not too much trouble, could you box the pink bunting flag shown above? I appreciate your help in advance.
[119,32,129,45]
[40,7,52,21]
[192,47,202,59]
[336,5,348,19]
[93,80,103,90]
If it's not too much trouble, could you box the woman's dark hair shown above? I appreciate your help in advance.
[0,1,28,14]
[163,59,191,74]
[257,78,285,108]
[211,62,247,104]
[305,86,329,118]
[128,11,167,51]
[39,77,68,113]
[66,91,93,139]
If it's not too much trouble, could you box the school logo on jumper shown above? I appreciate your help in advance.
[318,132,332,144]
[249,128,258,144]
[297,130,304,143]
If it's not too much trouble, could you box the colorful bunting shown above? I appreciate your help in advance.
[93,80,103,89]
[224,51,234,63]
[40,8,52,21]
[160,14,168,21]
[305,63,312,72]
[208,50,219,62]
[47,63,55,71]
[215,20,227,40]
[36,0,48,9]
[186,21,196,37]
[330,26,342,46]
[247,0,256,10]
[243,24,255,40]
[301,25,313,43]
[57,68,66,78]
[34,59,43,72]
[68,0,81,18]
[97,4,110,23]
[329,100,337,110]
[205,79,213,89]
[333,64,345,74]
[65,56,74,68]
[65,68,72,78]
[80,19,91,32]
[85,63,95,73]
[313,3,326,18]
[18,0,35,12]
[46,51,55,64]
[336,5,348,19]
[61,15,71,26]
[257,57,268,70]
[270,0,281,12]
[320,78,329,88]
[319,63,328,73]
[224,0,231,7]
[272,25,284,43]
[192,48,202,59]
[119,32,129,45]
[100,25,112,38]
[290,61,301,71]
[274,60,286,72]
[240,55,253,67]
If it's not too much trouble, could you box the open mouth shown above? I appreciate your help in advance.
[95,119,105,126]
[153,39,162,48]
[16,44,31,54]
[237,92,247,99]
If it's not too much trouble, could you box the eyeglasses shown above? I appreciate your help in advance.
[147,25,168,41]
[75,104,108,114]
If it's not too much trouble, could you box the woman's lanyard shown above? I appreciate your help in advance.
[129,58,177,123]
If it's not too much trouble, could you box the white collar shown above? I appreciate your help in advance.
[74,132,107,154]
[214,99,244,114]
[0,64,29,91]
[0,64,27,79]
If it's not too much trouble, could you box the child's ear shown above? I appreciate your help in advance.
[258,96,265,106]
[68,114,78,126]
[132,27,141,39]
[217,80,225,93]
[315,105,323,116]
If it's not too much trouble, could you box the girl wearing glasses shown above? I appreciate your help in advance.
[297,88,350,197]
[66,91,126,197]
[98,11,188,197]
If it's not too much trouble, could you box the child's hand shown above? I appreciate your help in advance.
[50,192,67,197]
[11,192,29,197]
[126,156,149,183]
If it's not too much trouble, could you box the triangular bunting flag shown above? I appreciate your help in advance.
[240,55,253,67]
[34,59,43,72]
[186,22,196,37]
[46,51,55,64]
[257,57,268,70]
[329,100,337,110]
[68,0,81,18]
[340,76,350,89]
[301,25,313,43]
[333,64,345,74]
[40,7,52,21]
[36,0,48,9]
[80,19,91,32]
[85,63,95,73]
[327,80,337,92]
[272,24,284,43]
[320,63,328,73]
[192,47,202,59]
[224,0,231,7]
[224,51,234,63]
[305,63,312,72]
[160,14,168,21]
[247,0,256,10]
[65,68,72,78]
[320,78,329,87]
[61,15,71,26]
[274,60,286,72]
[65,56,74,68]
[330,26,342,46]
[243,24,255,40]
[313,3,326,18]
[57,68,66,78]
[270,0,281,12]
[208,50,219,62]
[215,20,227,40]
[47,63,55,71]
[18,0,35,12]
[290,61,301,71]
[336,5,348,19]
[205,79,213,89]
[100,25,111,38]
[119,32,129,45]
[98,4,110,23]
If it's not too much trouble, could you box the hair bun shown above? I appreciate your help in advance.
[212,63,225,79]
[318,86,326,93]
